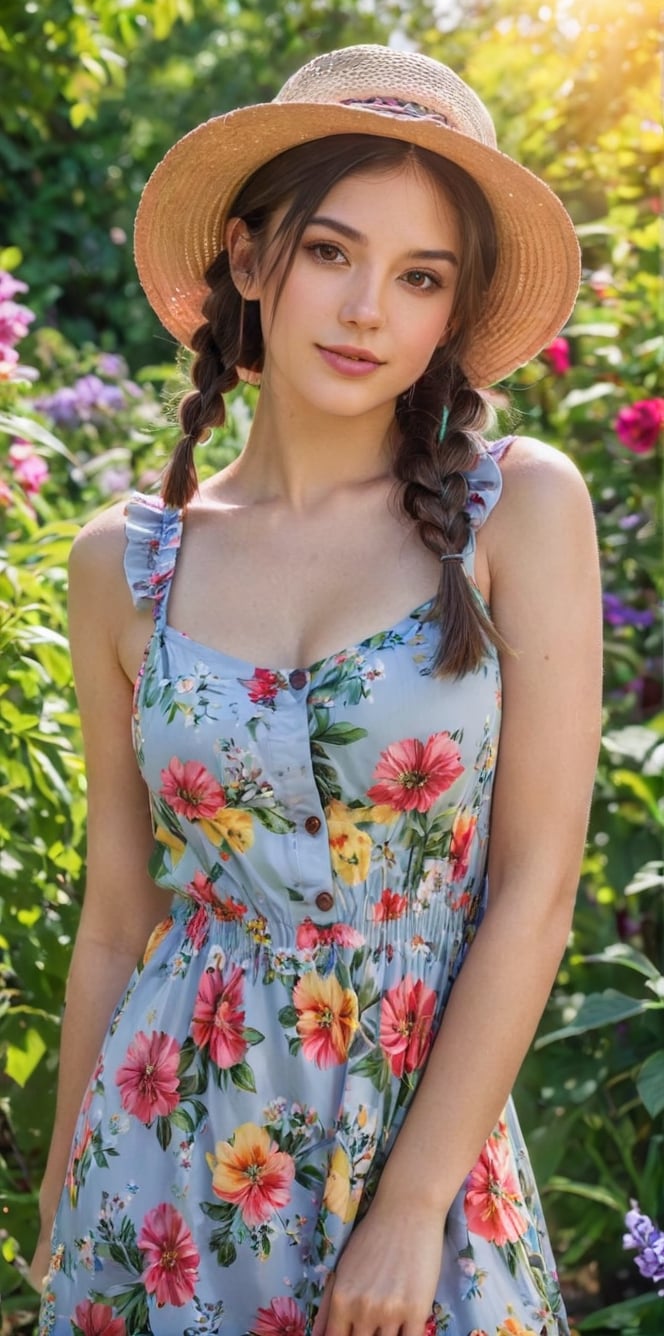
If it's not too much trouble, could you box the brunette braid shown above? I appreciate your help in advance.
[394,346,512,679]
[161,250,263,509]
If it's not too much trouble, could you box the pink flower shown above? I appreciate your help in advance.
[372,889,408,922]
[293,970,358,1067]
[615,399,664,454]
[185,869,247,951]
[252,1295,307,1335]
[0,272,29,301]
[295,917,364,950]
[449,811,477,882]
[138,1202,200,1306]
[367,733,464,813]
[9,441,49,494]
[160,757,226,820]
[464,1127,528,1245]
[191,963,248,1068]
[0,299,35,346]
[541,336,570,375]
[379,974,437,1079]
[115,1030,180,1124]
[73,1300,126,1336]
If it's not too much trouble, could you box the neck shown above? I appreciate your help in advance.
[226,365,399,514]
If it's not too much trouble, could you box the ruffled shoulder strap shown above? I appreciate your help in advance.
[123,491,183,624]
[463,435,514,531]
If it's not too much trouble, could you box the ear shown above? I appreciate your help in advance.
[224,216,261,301]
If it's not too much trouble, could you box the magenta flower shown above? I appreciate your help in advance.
[615,399,664,454]
[0,299,35,346]
[542,336,570,375]
[115,1029,180,1124]
[9,441,49,495]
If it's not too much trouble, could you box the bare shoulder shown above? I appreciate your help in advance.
[68,497,135,625]
[486,434,596,571]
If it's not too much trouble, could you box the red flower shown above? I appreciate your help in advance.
[160,757,226,820]
[115,1030,180,1124]
[372,888,408,922]
[367,733,464,813]
[73,1301,126,1336]
[379,974,437,1078]
[191,963,248,1069]
[541,336,570,375]
[246,668,281,704]
[252,1295,307,1335]
[464,1129,528,1245]
[185,869,247,950]
[615,399,664,454]
[138,1202,200,1306]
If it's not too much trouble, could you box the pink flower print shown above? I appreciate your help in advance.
[367,733,463,813]
[449,811,477,882]
[252,1295,307,1335]
[185,869,247,951]
[615,398,664,454]
[73,1300,127,1336]
[115,1030,180,1124]
[464,1133,528,1245]
[191,963,248,1068]
[371,888,408,922]
[295,917,364,950]
[137,1202,200,1306]
[293,970,358,1067]
[541,337,570,374]
[246,668,281,704]
[160,757,226,821]
[379,974,437,1079]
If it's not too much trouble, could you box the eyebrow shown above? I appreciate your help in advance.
[307,214,459,266]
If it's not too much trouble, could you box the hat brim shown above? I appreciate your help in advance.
[134,101,580,387]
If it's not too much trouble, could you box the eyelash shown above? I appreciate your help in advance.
[303,241,443,292]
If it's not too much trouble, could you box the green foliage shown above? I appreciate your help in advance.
[0,2,662,1331]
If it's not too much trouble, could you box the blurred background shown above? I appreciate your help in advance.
[0,2,662,1332]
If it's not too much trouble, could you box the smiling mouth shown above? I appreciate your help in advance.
[318,345,383,364]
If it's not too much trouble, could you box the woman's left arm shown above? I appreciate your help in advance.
[314,438,603,1336]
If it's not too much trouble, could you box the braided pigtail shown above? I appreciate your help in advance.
[394,346,513,679]
[161,250,263,510]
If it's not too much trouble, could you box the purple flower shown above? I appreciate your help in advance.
[0,272,29,300]
[35,386,81,427]
[74,374,124,417]
[603,593,654,629]
[97,352,127,378]
[0,299,35,347]
[624,1201,664,1293]
[98,465,132,496]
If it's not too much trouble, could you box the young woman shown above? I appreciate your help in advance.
[32,44,602,1336]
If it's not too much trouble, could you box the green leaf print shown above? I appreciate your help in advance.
[230,1059,257,1092]
[350,1050,391,1091]
[278,1004,299,1028]
[286,886,305,901]
[177,1037,198,1075]
[200,1201,237,1222]
[252,805,295,834]
[155,1115,172,1150]
[170,1106,195,1132]
[316,722,368,746]
[243,1026,265,1046]
[210,1232,237,1268]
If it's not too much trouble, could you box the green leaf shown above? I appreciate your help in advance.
[636,1050,664,1117]
[5,1026,47,1086]
[579,942,661,980]
[535,990,656,1046]
[577,1291,663,1331]
[543,1176,625,1211]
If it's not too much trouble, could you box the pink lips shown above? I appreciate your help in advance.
[317,344,383,377]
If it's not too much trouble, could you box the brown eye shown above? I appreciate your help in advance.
[404,270,440,291]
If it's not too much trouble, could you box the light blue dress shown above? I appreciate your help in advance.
[40,437,568,1336]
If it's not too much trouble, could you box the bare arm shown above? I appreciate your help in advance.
[314,438,603,1335]
[32,507,170,1273]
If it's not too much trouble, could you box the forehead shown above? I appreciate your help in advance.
[315,159,460,242]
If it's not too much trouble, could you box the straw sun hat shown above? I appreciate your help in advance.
[134,44,581,388]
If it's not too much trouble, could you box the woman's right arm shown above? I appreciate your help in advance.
[29,507,172,1290]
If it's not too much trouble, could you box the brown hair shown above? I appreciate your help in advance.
[161,134,512,677]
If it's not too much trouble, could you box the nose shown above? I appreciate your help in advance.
[338,266,386,330]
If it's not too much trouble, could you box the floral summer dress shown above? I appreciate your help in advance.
[40,437,569,1336]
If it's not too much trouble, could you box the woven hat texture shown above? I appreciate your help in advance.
[134,44,581,387]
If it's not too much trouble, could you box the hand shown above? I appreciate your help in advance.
[311,1192,445,1336]
[27,1232,53,1295]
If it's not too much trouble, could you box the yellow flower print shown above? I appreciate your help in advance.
[143,915,173,965]
[155,824,186,866]
[325,799,372,885]
[199,807,254,854]
[366,804,401,824]
[322,1146,359,1224]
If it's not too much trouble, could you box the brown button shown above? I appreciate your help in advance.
[305,815,321,835]
[289,669,308,690]
[315,891,334,912]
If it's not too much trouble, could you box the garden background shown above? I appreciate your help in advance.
[0,0,662,1332]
